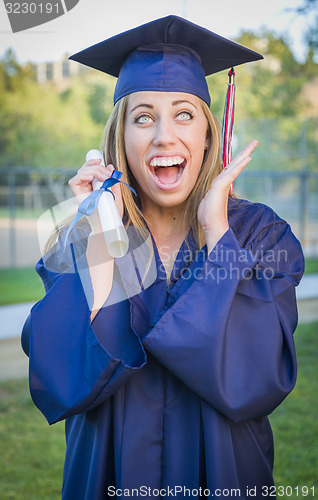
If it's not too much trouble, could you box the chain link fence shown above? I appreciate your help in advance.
[0,117,317,268]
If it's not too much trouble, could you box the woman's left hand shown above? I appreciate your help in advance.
[198,140,259,253]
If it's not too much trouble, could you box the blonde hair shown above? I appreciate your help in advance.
[101,95,223,249]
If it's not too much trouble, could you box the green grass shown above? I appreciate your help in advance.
[305,258,318,275]
[0,322,317,499]
[0,379,65,499]
[0,257,317,306]
[0,208,46,219]
[269,321,318,498]
[0,267,45,305]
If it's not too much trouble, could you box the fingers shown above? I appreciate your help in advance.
[222,140,258,180]
[208,140,258,197]
[78,160,105,179]
[68,160,116,199]
[85,158,102,167]
[229,140,258,166]
[236,140,259,159]
[76,162,115,183]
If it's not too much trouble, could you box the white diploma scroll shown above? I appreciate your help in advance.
[86,149,129,258]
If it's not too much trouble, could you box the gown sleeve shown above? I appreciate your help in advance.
[21,228,147,425]
[142,204,305,423]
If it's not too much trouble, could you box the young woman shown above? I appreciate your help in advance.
[22,16,304,500]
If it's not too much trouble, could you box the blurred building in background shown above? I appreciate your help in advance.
[31,54,87,85]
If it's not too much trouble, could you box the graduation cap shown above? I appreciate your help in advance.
[70,15,263,167]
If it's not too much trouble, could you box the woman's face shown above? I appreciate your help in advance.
[124,91,208,212]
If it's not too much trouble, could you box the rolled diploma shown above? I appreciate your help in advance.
[86,149,129,258]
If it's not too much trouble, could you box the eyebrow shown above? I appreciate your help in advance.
[129,99,197,114]
[129,103,154,114]
[172,99,197,109]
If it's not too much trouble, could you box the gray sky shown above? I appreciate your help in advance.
[0,0,310,64]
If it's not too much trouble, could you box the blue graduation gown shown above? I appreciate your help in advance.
[22,198,304,499]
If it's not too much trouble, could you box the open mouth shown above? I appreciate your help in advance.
[148,156,186,185]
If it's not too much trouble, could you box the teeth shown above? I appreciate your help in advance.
[150,156,184,167]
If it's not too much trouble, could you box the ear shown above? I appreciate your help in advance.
[205,130,211,150]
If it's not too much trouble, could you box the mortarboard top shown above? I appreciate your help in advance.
[69,15,263,106]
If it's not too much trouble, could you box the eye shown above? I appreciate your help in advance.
[176,111,193,121]
[134,114,153,124]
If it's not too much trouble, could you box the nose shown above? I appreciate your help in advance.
[152,117,177,147]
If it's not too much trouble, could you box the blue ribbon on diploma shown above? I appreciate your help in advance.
[59,170,136,256]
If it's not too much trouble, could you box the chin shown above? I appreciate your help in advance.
[151,190,190,210]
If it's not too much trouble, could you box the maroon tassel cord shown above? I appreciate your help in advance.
[222,67,236,167]
[222,68,236,193]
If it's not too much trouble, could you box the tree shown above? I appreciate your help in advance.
[0,48,35,109]
[205,30,318,172]
[0,50,104,168]
[0,36,316,171]
[286,0,318,54]
[213,29,318,120]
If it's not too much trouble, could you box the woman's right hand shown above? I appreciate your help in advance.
[69,159,119,317]
[68,159,124,220]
